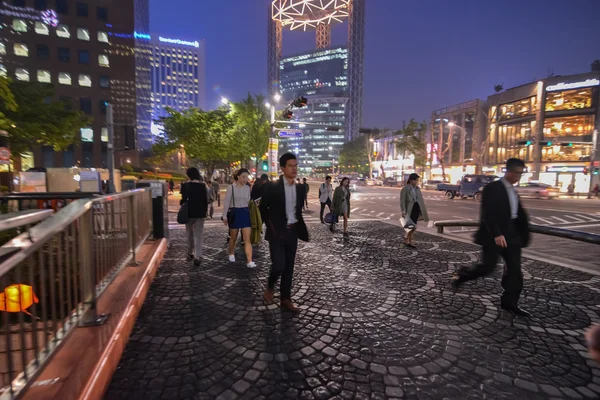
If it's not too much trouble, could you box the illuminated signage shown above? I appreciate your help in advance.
[134,31,151,40]
[158,36,200,48]
[278,131,303,138]
[546,79,600,92]
[501,167,529,173]
[0,2,58,25]
[545,166,585,173]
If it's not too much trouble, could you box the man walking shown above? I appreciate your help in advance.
[319,176,333,223]
[302,178,310,210]
[260,153,309,312]
[452,158,531,317]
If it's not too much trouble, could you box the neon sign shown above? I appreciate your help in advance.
[0,2,59,25]
[546,79,600,92]
[41,9,58,27]
[158,36,200,48]
[134,31,151,40]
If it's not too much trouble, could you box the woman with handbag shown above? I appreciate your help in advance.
[180,167,209,266]
[332,177,352,235]
[400,173,429,248]
[222,168,256,268]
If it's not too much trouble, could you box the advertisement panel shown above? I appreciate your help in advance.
[268,138,279,178]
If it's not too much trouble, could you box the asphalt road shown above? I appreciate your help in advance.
[167,181,600,268]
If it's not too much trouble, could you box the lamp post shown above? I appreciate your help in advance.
[368,137,375,179]
[588,129,599,199]
[265,94,281,179]
[328,146,340,175]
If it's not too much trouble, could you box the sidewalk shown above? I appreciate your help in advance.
[106,221,600,400]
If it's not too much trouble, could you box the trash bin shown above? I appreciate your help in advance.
[136,180,168,239]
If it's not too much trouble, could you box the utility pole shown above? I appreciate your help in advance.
[588,129,598,199]
[106,103,116,194]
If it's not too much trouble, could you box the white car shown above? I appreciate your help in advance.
[515,182,560,199]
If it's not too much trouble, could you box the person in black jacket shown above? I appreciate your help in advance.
[260,153,309,312]
[251,173,269,201]
[452,158,531,316]
[180,167,209,266]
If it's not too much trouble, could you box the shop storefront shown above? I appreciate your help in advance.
[537,164,589,193]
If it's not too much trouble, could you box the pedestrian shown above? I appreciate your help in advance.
[222,168,256,268]
[303,177,309,210]
[169,179,175,194]
[586,324,600,364]
[251,173,269,201]
[319,175,334,223]
[180,167,209,266]
[452,158,531,317]
[400,173,429,248]
[332,177,351,235]
[593,183,599,198]
[568,182,575,197]
[212,179,220,207]
[260,153,309,312]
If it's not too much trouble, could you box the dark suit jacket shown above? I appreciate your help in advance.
[180,181,209,219]
[260,176,309,242]
[475,179,530,248]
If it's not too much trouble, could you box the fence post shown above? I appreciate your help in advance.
[128,194,141,266]
[79,209,108,327]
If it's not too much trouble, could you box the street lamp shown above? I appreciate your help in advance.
[274,93,281,102]
[221,97,229,105]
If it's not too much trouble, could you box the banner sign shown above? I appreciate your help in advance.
[278,131,302,138]
[268,138,279,177]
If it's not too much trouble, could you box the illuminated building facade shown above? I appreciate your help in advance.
[0,0,150,168]
[149,35,205,131]
[278,47,348,171]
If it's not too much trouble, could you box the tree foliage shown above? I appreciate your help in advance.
[339,135,369,174]
[0,77,17,130]
[394,119,427,170]
[0,81,90,158]
[231,93,270,169]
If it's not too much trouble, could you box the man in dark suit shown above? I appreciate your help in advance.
[260,153,309,312]
[452,158,531,317]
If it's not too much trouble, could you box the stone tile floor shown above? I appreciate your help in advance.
[106,221,600,400]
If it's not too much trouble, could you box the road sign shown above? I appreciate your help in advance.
[278,131,302,138]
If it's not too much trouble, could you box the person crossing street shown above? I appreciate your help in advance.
[319,176,334,223]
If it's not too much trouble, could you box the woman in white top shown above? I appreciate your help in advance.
[222,169,255,268]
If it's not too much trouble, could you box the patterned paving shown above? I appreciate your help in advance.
[106,221,600,400]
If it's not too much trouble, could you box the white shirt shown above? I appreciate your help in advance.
[319,183,333,203]
[224,183,251,210]
[284,179,298,224]
[500,178,518,219]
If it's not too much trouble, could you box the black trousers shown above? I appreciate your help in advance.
[319,199,332,222]
[459,238,523,305]
[268,227,298,300]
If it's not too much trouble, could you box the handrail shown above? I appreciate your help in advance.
[0,192,101,199]
[433,220,600,245]
[0,210,54,233]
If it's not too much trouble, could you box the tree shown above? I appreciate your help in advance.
[339,135,369,175]
[0,77,17,130]
[394,119,427,177]
[494,84,503,93]
[231,93,270,172]
[0,81,90,159]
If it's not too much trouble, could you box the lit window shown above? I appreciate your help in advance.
[77,28,90,41]
[13,19,28,32]
[14,43,28,57]
[101,127,108,142]
[98,54,109,67]
[15,68,29,82]
[34,22,49,35]
[97,31,109,43]
[56,24,70,38]
[37,70,51,83]
[80,127,93,143]
[79,74,92,87]
[0,65,6,78]
[58,72,72,85]
[0,43,5,55]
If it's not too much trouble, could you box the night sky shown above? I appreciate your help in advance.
[150,0,600,130]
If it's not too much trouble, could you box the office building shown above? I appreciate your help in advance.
[0,0,150,169]
[278,47,348,172]
[149,35,205,140]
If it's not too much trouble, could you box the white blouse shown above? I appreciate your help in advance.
[223,183,251,210]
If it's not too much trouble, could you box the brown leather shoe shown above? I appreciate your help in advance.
[263,289,274,305]
[280,299,299,312]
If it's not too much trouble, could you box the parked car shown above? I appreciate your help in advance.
[422,180,445,190]
[383,177,398,187]
[437,174,498,201]
[515,182,560,199]
[356,178,368,186]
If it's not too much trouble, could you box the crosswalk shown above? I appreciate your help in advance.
[530,213,600,227]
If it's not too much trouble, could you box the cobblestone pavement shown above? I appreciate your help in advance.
[106,221,600,400]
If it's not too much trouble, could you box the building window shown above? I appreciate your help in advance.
[56,0,68,14]
[14,43,28,57]
[97,31,109,43]
[57,47,70,62]
[36,44,49,60]
[12,19,28,32]
[0,43,5,55]
[78,50,90,64]
[79,98,92,115]
[98,54,109,67]
[34,0,47,10]
[498,97,536,121]
[99,100,107,115]
[0,65,7,78]
[80,127,93,142]
[543,115,595,139]
[76,2,88,17]
[59,96,72,110]
[34,22,49,35]
[101,127,108,142]
[97,6,108,21]
[77,28,90,41]
[13,0,26,6]
[15,68,29,82]
[99,76,110,88]
[37,70,51,83]
[79,74,92,87]
[545,88,594,112]
[56,24,70,38]
[58,72,71,85]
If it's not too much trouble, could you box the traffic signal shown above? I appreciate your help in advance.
[282,110,293,120]
[517,140,532,145]
[595,167,600,175]
[293,96,307,108]
[261,161,268,171]
[561,142,573,147]
[545,141,552,146]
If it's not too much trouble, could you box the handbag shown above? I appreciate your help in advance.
[177,203,189,224]
[226,185,236,225]
[324,212,337,224]
[400,216,415,232]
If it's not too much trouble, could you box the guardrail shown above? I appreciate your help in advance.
[0,192,101,214]
[0,210,54,233]
[0,189,152,399]
[433,220,600,245]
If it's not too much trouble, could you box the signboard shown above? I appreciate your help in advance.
[546,79,600,92]
[0,147,10,165]
[18,172,46,192]
[0,3,58,26]
[545,166,585,173]
[278,131,302,138]
[79,171,100,192]
[434,99,478,116]
[268,138,279,177]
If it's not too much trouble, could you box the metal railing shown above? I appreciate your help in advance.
[434,220,600,245]
[0,192,101,215]
[0,189,152,399]
[0,211,54,233]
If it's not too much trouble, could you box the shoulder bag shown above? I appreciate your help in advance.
[177,183,189,224]
[226,185,236,225]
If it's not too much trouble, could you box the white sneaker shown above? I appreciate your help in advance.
[246,261,256,269]
[228,255,235,262]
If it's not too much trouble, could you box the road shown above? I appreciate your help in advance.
[167,181,600,268]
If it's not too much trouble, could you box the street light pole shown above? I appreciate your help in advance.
[588,129,598,199]
[106,103,115,194]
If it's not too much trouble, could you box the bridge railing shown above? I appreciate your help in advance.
[0,189,152,399]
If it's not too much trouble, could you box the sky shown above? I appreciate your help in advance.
[150,0,600,130]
